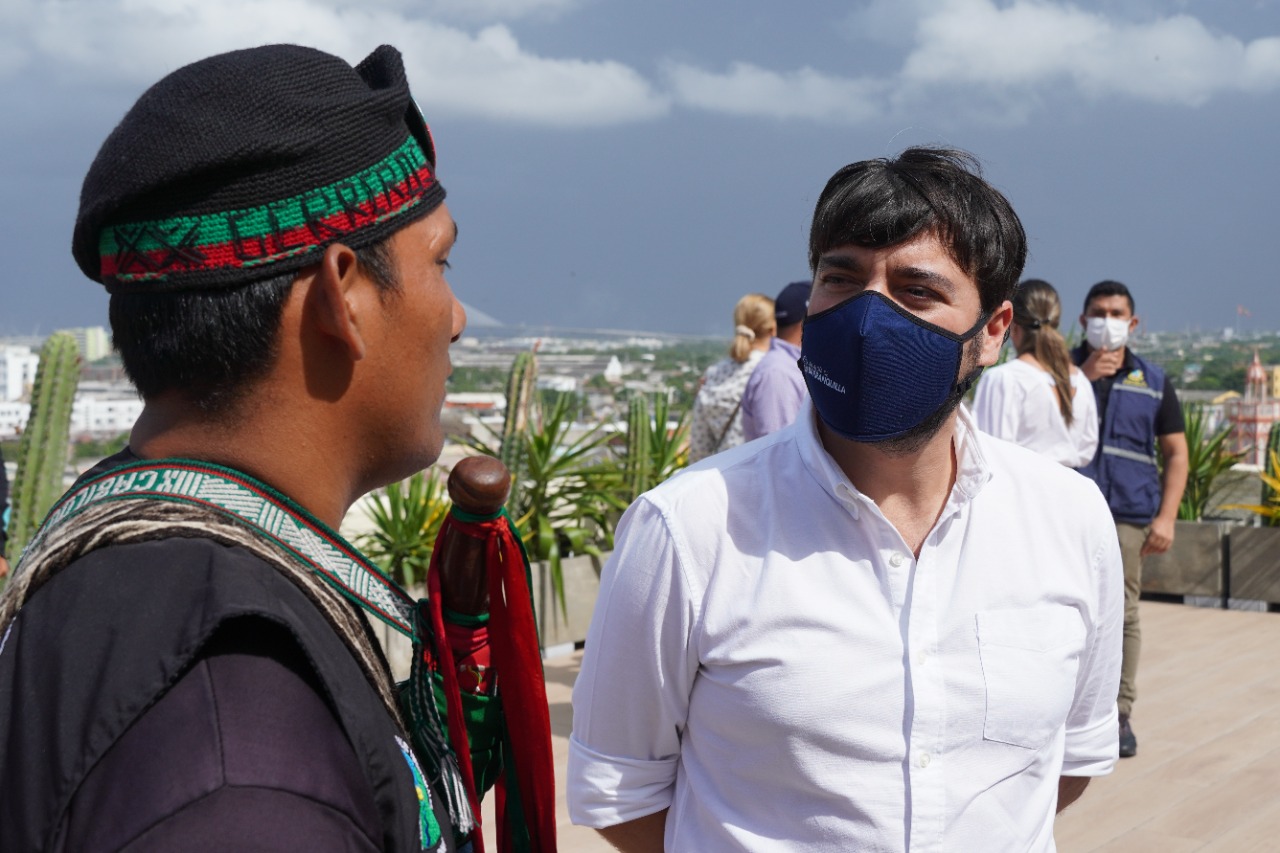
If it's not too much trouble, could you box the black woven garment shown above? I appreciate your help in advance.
[73,43,446,293]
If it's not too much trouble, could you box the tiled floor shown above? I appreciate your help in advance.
[493,600,1280,851]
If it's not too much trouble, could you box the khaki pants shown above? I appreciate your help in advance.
[1116,522,1148,719]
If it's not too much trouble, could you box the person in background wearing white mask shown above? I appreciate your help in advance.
[1072,279,1188,760]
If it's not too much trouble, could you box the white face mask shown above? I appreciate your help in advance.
[1085,316,1130,350]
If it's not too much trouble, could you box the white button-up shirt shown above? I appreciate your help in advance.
[569,402,1123,852]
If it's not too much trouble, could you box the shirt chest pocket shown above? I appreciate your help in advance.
[977,607,1087,750]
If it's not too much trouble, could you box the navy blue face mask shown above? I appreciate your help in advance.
[799,290,988,443]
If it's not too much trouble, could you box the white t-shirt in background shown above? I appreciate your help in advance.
[972,358,1099,468]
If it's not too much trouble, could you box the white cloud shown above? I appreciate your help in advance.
[901,0,1280,106]
[1,0,666,127]
[420,0,587,23]
[301,0,588,23]
[3,0,1278,130]
[666,0,1280,123]
[664,61,888,123]
[411,24,668,126]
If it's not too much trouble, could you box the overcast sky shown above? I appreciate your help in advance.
[2,0,1278,338]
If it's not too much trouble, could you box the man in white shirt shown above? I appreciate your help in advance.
[568,147,1123,852]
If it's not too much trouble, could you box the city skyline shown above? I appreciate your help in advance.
[3,0,1279,337]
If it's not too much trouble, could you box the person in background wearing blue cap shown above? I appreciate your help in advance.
[740,280,811,441]
[568,148,1123,852]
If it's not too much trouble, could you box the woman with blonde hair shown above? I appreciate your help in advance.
[688,293,775,462]
[973,279,1098,467]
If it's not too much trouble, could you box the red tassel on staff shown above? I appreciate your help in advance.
[425,456,557,853]
[479,513,557,852]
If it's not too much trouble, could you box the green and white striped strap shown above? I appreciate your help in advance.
[27,458,418,637]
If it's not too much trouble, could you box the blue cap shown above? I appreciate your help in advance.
[774,280,812,326]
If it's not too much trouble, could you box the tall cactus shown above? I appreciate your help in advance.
[9,332,80,562]
[499,349,537,512]
[624,394,654,499]
[1264,422,1280,527]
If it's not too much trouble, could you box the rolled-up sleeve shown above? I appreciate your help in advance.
[568,496,701,827]
[1062,502,1124,776]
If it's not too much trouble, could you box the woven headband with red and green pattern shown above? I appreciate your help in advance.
[98,133,440,288]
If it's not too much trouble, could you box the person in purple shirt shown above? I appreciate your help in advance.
[741,280,811,441]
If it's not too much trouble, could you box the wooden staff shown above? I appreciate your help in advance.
[437,455,511,616]
[429,455,556,852]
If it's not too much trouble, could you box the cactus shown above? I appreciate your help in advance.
[624,394,653,498]
[615,392,690,507]
[8,332,80,562]
[499,349,537,511]
[1264,423,1280,527]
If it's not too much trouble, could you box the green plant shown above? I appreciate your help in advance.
[8,333,80,561]
[357,469,451,588]
[617,392,690,505]
[466,391,621,619]
[500,350,537,512]
[1223,448,1280,524]
[1263,423,1280,526]
[623,395,652,500]
[72,432,130,461]
[1177,403,1245,521]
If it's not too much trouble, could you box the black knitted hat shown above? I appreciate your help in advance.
[73,43,445,293]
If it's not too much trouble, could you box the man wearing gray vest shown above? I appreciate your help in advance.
[1073,280,1188,759]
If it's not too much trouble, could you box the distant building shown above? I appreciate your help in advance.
[70,392,144,437]
[537,375,578,393]
[0,346,39,402]
[604,356,624,384]
[444,392,505,412]
[1225,351,1280,466]
[59,326,112,362]
[0,401,30,438]
[0,389,143,439]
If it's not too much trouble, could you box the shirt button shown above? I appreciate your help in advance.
[918,752,932,768]
[915,651,928,667]
[889,553,905,568]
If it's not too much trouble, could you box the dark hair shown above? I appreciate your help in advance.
[1012,279,1075,426]
[1083,280,1135,315]
[808,147,1027,313]
[110,240,399,415]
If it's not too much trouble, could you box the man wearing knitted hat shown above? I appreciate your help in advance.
[0,45,524,852]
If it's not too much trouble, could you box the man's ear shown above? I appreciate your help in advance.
[1129,315,1140,333]
[978,300,1013,366]
[303,242,372,361]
